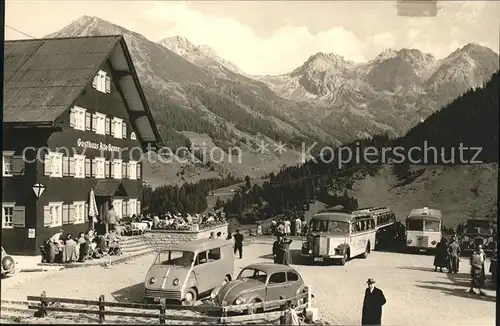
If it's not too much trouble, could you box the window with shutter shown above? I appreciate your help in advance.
[105,117,110,135]
[92,159,97,177]
[69,157,76,177]
[111,120,116,137]
[2,204,15,228]
[43,206,52,227]
[69,204,76,224]
[44,154,52,176]
[105,161,110,178]
[62,204,70,225]
[62,157,70,177]
[11,156,25,176]
[69,110,76,127]
[137,163,142,179]
[12,206,25,228]
[92,114,97,132]
[85,112,92,131]
[105,75,111,93]
[122,123,127,139]
[85,158,91,177]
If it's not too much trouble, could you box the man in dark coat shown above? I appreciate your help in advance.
[233,230,244,259]
[362,278,386,326]
[447,236,461,273]
[273,235,284,264]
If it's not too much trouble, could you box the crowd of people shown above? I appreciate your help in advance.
[146,212,226,231]
[433,235,492,295]
[41,229,121,264]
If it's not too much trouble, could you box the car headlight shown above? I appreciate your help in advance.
[431,241,437,245]
[302,242,308,248]
[235,297,244,305]
[407,239,412,244]
[172,278,179,286]
[149,277,156,284]
[308,249,312,254]
[210,287,220,299]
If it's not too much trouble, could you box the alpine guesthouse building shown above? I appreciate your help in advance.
[2,35,162,255]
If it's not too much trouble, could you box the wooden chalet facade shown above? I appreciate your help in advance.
[2,35,162,255]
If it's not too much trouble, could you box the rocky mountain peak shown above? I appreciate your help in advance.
[46,15,130,38]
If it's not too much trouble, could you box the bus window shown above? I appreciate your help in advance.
[327,221,349,234]
[424,220,440,232]
[407,220,424,231]
[370,220,375,229]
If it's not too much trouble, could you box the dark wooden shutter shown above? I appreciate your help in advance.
[91,159,97,177]
[62,157,70,177]
[136,163,141,179]
[84,203,89,222]
[105,161,110,178]
[44,206,52,227]
[62,204,70,225]
[105,117,110,135]
[69,204,76,224]
[122,123,127,139]
[111,120,116,137]
[92,114,97,132]
[105,75,111,93]
[11,156,25,176]
[85,158,91,177]
[85,112,92,131]
[44,154,52,176]
[12,206,26,228]
[69,157,76,177]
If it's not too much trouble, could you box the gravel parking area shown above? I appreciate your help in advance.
[1,242,496,325]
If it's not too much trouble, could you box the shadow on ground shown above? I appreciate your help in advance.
[415,284,496,302]
[396,266,436,272]
[111,282,144,303]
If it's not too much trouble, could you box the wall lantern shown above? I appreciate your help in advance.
[32,183,46,198]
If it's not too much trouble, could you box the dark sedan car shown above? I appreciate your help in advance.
[210,262,307,310]
[1,246,17,277]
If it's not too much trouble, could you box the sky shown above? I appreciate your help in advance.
[4,1,500,75]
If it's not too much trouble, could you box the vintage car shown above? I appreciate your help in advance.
[210,263,307,311]
[144,238,234,306]
[458,219,495,255]
[1,246,17,277]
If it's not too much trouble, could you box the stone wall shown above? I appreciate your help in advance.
[147,223,229,246]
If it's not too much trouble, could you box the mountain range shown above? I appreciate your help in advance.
[45,16,499,182]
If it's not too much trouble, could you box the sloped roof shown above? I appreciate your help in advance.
[4,36,121,123]
[3,35,162,146]
[94,180,128,197]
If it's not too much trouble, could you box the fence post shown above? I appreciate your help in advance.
[279,304,286,325]
[39,290,48,317]
[98,295,105,324]
[159,298,166,324]
[305,285,311,309]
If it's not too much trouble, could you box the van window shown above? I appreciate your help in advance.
[208,247,221,261]
[196,251,208,265]
[287,272,299,282]
[268,272,286,284]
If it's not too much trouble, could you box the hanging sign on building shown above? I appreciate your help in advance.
[77,138,121,152]
[28,228,36,238]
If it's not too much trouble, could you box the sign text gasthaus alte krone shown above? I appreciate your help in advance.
[77,138,121,152]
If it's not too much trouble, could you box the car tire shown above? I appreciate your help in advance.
[181,288,197,306]
[249,298,263,314]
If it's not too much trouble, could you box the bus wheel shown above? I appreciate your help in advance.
[362,244,370,259]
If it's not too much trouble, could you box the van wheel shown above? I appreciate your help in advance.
[181,288,197,306]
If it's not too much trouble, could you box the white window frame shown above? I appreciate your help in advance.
[71,106,87,131]
[73,154,86,179]
[3,151,14,177]
[128,199,137,217]
[113,159,122,179]
[113,199,123,220]
[93,70,108,93]
[113,117,123,139]
[49,202,63,228]
[48,152,63,178]
[94,157,105,179]
[73,201,86,224]
[128,161,137,180]
[2,203,15,229]
[94,112,106,135]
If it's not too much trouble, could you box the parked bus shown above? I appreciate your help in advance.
[301,207,376,265]
[355,207,396,229]
[356,207,401,249]
[406,207,442,252]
